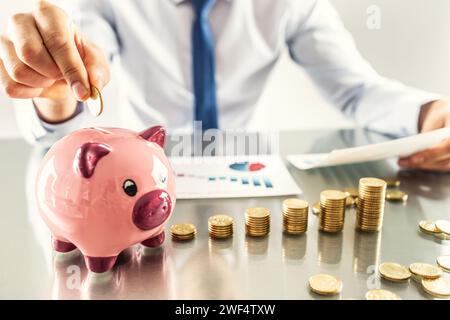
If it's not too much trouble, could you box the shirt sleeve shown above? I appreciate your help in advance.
[286,0,442,137]
[14,0,120,147]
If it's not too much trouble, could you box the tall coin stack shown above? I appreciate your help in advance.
[319,190,347,233]
[282,199,309,235]
[356,177,387,232]
[208,215,234,239]
[245,207,270,237]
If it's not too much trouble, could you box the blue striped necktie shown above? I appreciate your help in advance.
[192,0,218,130]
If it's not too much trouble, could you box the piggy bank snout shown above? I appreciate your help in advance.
[132,189,172,230]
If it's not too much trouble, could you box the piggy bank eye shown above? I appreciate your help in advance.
[123,179,137,197]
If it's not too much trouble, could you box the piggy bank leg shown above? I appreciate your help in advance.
[141,231,165,248]
[84,256,118,273]
[52,236,77,253]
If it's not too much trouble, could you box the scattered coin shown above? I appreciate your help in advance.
[356,178,387,232]
[208,215,233,239]
[245,207,270,237]
[319,190,347,233]
[409,262,442,280]
[419,220,440,235]
[344,187,359,198]
[312,202,321,215]
[365,289,401,300]
[435,220,450,235]
[383,178,401,188]
[436,256,450,273]
[422,277,450,298]
[309,274,343,296]
[283,198,309,235]
[345,196,356,207]
[386,190,408,202]
[170,223,197,241]
[86,85,104,117]
[379,262,411,282]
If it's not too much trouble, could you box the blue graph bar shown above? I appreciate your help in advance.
[208,177,216,181]
[263,176,273,188]
[242,177,249,185]
[219,176,226,180]
[253,177,261,186]
[230,176,238,182]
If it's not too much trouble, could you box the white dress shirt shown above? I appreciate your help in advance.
[15,0,440,146]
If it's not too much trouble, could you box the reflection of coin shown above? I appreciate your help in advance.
[365,289,401,300]
[86,85,104,117]
[422,278,450,298]
[379,262,411,282]
[308,274,342,296]
[419,220,439,235]
[409,263,442,279]
[435,220,450,235]
[437,255,450,273]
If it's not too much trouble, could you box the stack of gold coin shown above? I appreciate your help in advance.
[379,262,411,283]
[208,215,234,239]
[308,274,343,296]
[409,262,442,282]
[365,289,401,300]
[245,207,270,237]
[386,190,408,202]
[422,278,450,298]
[319,190,347,233]
[356,178,387,232]
[282,199,309,235]
[170,223,196,241]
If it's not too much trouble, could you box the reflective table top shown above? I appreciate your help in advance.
[1,129,449,300]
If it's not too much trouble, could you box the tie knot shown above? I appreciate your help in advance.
[192,0,214,14]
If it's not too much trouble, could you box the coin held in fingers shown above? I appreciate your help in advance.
[86,85,104,117]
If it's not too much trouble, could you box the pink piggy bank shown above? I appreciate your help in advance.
[36,125,176,273]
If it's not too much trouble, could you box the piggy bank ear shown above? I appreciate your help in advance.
[75,143,111,178]
[138,125,166,148]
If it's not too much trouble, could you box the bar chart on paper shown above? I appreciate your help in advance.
[170,156,302,199]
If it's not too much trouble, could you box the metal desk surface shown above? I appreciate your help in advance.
[1,129,449,300]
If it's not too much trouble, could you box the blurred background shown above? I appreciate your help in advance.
[0,0,449,139]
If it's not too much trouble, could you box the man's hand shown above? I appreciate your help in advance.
[398,99,450,172]
[0,0,110,123]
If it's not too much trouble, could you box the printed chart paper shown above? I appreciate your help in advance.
[170,155,302,199]
[287,127,450,170]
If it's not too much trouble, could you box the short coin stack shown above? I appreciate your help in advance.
[356,178,387,232]
[170,223,197,241]
[282,199,309,235]
[319,190,347,233]
[208,215,234,239]
[245,207,270,237]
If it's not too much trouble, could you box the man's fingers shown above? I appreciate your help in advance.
[32,1,90,100]
[412,159,450,173]
[7,12,60,79]
[0,59,43,98]
[399,138,450,167]
[0,35,54,88]
[83,42,110,91]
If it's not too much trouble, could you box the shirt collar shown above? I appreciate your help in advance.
[170,0,232,5]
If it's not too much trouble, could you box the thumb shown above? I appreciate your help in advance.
[82,42,111,92]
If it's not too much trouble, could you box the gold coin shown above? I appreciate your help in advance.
[359,177,387,188]
[309,274,342,296]
[435,220,450,235]
[344,187,359,198]
[437,256,450,272]
[170,223,196,236]
[422,278,450,298]
[283,198,308,209]
[320,190,347,201]
[312,202,321,215]
[246,207,270,218]
[383,178,401,188]
[379,262,411,282]
[419,220,439,234]
[386,190,408,202]
[365,289,401,300]
[346,196,356,207]
[86,85,104,117]
[409,263,443,279]
[208,215,234,227]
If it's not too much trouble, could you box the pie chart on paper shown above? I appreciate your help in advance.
[229,161,266,172]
